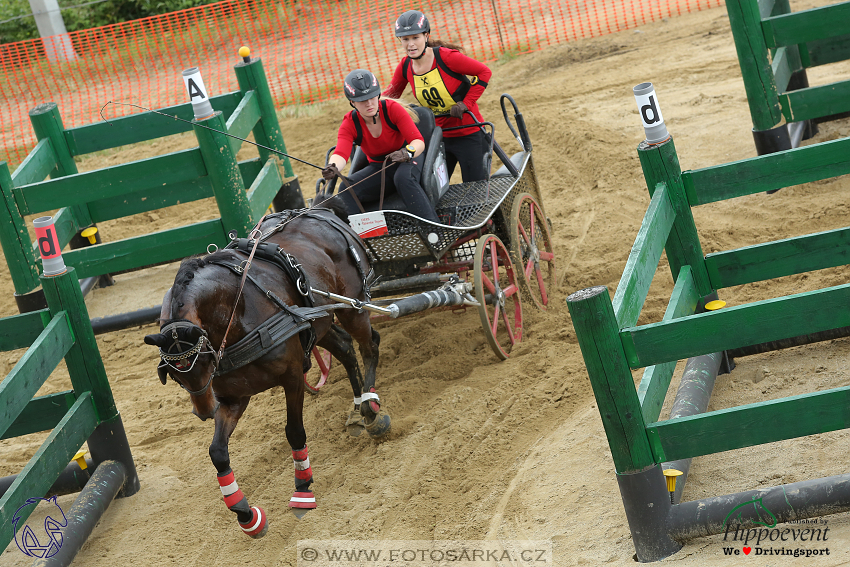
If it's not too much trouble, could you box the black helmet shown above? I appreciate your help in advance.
[395,10,430,37]
[343,69,380,102]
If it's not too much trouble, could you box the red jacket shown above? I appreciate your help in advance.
[384,47,491,138]
[335,99,424,163]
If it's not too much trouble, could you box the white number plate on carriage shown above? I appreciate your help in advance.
[349,211,388,238]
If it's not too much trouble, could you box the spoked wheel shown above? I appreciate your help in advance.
[473,234,523,360]
[304,347,332,394]
[509,193,556,310]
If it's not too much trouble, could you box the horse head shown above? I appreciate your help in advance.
[144,258,229,421]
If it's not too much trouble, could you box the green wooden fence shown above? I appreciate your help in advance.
[0,266,138,553]
[0,54,299,305]
[569,132,850,475]
[726,0,850,138]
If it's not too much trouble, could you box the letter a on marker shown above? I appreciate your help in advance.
[187,78,206,100]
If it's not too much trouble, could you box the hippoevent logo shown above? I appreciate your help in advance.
[721,498,830,557]
[12,496,67,559]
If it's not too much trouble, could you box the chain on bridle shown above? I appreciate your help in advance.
[157,320,221,396]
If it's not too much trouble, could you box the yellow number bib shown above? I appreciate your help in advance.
[413,68,455,115]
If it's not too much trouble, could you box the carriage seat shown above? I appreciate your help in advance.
[491,151,527,178]
[348,105,449,214]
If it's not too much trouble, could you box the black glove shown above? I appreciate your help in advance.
[450,101,468,119]
[387,149,411,164]
[321,164,340,180]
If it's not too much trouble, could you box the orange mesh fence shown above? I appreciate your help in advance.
[0,0,723,168]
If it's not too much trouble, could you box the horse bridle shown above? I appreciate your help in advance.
[157,320,220,396]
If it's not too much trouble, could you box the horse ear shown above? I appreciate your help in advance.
[157,365,168,385]
[144,334,166,347]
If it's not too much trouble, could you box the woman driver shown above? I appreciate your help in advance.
[322,69,440,223]
[383,10,493,182]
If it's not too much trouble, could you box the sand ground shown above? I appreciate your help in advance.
[3,4,850,565]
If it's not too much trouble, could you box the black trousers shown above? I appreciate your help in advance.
[443,129,489,183]
[335,158,440,223]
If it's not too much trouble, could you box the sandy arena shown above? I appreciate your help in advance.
[3,4,850,565]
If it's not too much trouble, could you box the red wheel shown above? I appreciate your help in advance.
[473,234,523,360]
[509,193,556,310]
[304,347,332,394]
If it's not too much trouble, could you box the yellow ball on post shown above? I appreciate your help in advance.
[239,46,251,63]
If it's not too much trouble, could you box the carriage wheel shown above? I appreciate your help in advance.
[304,347,332,395]
[509,193,556,310]
[473,234,523,360]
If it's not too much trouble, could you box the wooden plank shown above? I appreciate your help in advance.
[612,184,676,328]
[1,391,75,440]
[61,219,227,279]
[0,392,97,550]
[646,385,850,462]
[638,266,699,424]
[771,46,793,94]
[0,310,48,352]
[781,80,850,122]
[65,92,243,156]
[683,136,850,205]
[0,313,74,442]
[620,283,850,368]
[808,33,850,67]
[225,91,261,154]
[14,148,207,215]
[10,139,56,187]
[87,158,262,223]
[247,158,283,219]
[762,2,850,49]
[706,226,850,289]
[0,162,40,294]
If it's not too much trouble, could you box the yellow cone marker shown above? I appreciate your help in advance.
[663,468,683,503]
[72,450,88,470]
[705,300,726,311]
[239,46,251,63]
[81,226,98,245]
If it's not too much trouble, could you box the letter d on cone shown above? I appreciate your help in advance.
[633,82,670,144]
[33,216,67,276]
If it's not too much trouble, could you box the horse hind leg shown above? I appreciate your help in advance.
[209,399,269,538]
[317,323,366,437]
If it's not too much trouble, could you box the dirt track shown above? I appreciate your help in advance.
[3,4,850,565]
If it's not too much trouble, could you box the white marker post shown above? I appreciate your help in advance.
[33,216,67,276]
[633,82,669,144]
[182,67,215,120]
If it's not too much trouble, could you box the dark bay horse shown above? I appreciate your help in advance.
[143,206,388,538]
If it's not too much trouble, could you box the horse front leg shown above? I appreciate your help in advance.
[283,369,317,516]
[210,398,269,539]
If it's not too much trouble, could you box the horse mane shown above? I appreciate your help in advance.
[168,251,241,319]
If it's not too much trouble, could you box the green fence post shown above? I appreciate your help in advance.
[28,103,93,229]
[638,137,714,298]
[566,286,655,473]
[0,162,39,297]
[234,54,305,210]
[193,111,255,237]
[40,264,140,496]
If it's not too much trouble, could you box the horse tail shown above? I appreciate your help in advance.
[312,191,349,222]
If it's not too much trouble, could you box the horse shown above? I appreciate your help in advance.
[143,203,388,538]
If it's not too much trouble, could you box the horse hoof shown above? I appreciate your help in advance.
[345,409,365,437]
[289,491,317,517]
[365,409,391,438]
[239,506,268,539]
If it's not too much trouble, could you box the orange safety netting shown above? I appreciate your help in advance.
[0,0,723,168]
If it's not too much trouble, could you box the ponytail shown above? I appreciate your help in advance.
[428,39,464,52]
[383,97,420,123]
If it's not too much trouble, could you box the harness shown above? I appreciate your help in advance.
[156,209,375,385]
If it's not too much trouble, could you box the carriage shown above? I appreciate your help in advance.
[307,95,556,390]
